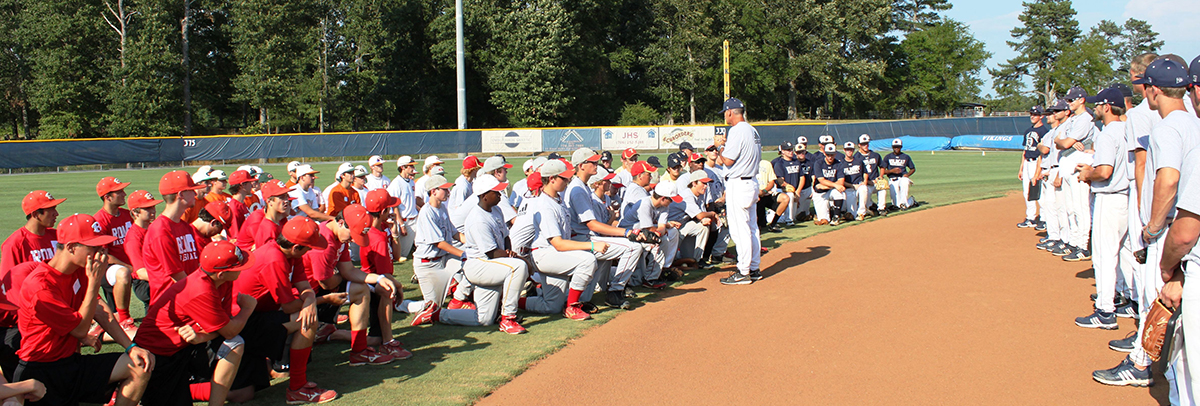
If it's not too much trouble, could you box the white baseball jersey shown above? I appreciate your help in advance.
[1141,111,1200,225]
[365,173,390,190]
[413,203,457,259]
[461,205,508,260]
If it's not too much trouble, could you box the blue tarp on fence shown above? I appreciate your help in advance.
[0,138,183,169]
[867,136,952,151]
[183,131,481,161]
[949,134,1023,150]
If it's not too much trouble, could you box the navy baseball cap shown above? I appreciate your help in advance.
[718,98,745,113]
[1132,59,1191,88]
[1191,55,1200,85]
[1108,83,1133,99]
[1028,105,1045,115]
[646,156,663,168]
[1064,86,1088,101]
[547,152,562,160]
[780,141,794,151]
[600,150,613,161]
[1085,88,1126,109]
[678,141,694,151]
[666,153,683,168]
[1047,99,1070,112]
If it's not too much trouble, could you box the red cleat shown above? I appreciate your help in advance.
[410,301,439,326]
[348,347,395,366]
[285,382,338,404]
[563,302,591,321]
[498,316,526,334]
[381,340,413,360]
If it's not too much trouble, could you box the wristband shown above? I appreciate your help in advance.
[1146,226,1165,238]
[125,343,138,353]
[590,242,594,252]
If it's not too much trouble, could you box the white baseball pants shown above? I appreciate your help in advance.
[678,220,711,262]
[711,225,730,259]
[1021,160,1039,220]
[1054,181,1072,245]
[888,177,913,207]
[412,256,463,305]
[394,218,417,258]
[526,249,596,313]
[866,184,886,211]
[812,188,845,222]
[439,257,528,326]
[1130,230,1170,368]
[1040,179,1060,241]
[725,178,761,274]
[1124,189,1144,303]
[1170,261,1200,404]
[571,235,640,300]
[661,227,681,266]
[841,184,867,217]
[1063,176,1092,249]
[1091,192,1128,313]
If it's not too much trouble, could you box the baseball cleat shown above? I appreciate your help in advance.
[1114,302,1137,318]
[1034,221,1046,231]
[1075,310,1118,330]
[285,382,338,404]
[829,218,840,226]
[381,340,413,359]
[855,214,866,221]
[605,291,631,309]
[1109,333,1137,352]
[1093,357,1152,387]
[563,302,591,321]
[1063,249,1087,262]
[410,301,439,326]
[720,272,753,285]
[814,219,829,226]
[748,270,763,281]
[446,299,476,310]
[349,347,396,366]
[499,316,526,334]
[1017,220,1035,228]
[1051,244,1073,256]
[1036,239,1057,250]
[641,279,667,289]
[579,301,600,314]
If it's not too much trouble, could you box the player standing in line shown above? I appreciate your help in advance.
[715,98,763,286]
[227,170,258,240]
[388,156,419,264]
[522,159,602,320]
[234,180,291,252]
[565,148,642,308]
[1093,58,1196,387]
[1018,108,1049,228]
[143,171,208,302]
[415,156,444,208]
[1036,100,1070,253]
[92,177,139,333]
[811,144,847,226]
[1056,86,1097,261]
[883,139,917,210]
[842,142,868,221]
[771,142,802,226]
[202,170,231,206]
[365,156,391,191]
[856,135,885,217]
[352,165,370,202]
[290,165,333,222]
[324,163,361,218]
[253,182,297,250]
[11,214,152,406]
[1072,88,1130,329]
[181,166,214,224]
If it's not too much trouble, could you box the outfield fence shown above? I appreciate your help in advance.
[0,117,1029,169]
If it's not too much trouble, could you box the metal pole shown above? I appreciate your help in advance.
[455,0,467,131]
[723,40,730,100]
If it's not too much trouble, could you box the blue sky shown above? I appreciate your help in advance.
[945,0,1200,97]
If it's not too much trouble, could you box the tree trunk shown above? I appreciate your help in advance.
[181,0,192,136]
[259,107,268,133]
[689,90,695,125]
[686,45,695,125]
[21,104,30,139]
[787,50,798,120]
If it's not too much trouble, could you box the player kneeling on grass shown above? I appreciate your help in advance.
[355,190,411,359]
[411,176,530,334]
[674,171,716,266]
[298,205,376,348]
[397,176,468,317]
[841,142,869,222]
[619,181,684,290]
[523,159,603,321]
[812,144,847,226]
[135,241,257,406]
[232,217,337,404]
[566,149,645,310]
[13,214,152,406]
[92,177,141,337]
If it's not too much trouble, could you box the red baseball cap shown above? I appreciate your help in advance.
[260,180,295,200]
[56,214,117,247]
[463,155,482,170]
[228,170,258,185]
[687,152,706,163]
[341,204,371,247]
[622,148,638,160]
[629,161,655,177]
[282,216,328,250]
[95,177,131,197]
[203,201,233,227]
[527,171,543,191]
[128,190,163,209]
[159,170,206,196]
[199,240,255,273]
[364,189,399,213]
[21,190,67,216]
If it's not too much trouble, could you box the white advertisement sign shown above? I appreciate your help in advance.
[658,126,715,150]
[600,127,659,151]
[482,129,544,153]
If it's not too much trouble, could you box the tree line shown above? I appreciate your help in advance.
[0,0,1158,140]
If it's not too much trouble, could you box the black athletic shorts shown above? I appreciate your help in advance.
[315,283,346,325]
[241,311,289,362]
[14,352,123,406]
[141,344,211,406]
[0,326,21,382]
[101,278,151,307]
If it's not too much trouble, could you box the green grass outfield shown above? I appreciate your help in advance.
[0,150,1022,406]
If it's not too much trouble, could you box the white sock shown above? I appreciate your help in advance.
[399,300,425,313]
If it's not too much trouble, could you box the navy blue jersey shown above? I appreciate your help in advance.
[1023,125,1049,160]
[795,153,814,189]
[883,152,915,178]
[842,154,867,184]
[812,158,845,188]
[770,156,803,188]
[857,151,883,180]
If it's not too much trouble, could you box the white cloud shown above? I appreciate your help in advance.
[1122,0,1200,60]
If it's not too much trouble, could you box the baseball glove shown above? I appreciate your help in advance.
[874,177,889,190]
[1142,298,1177,362]
[627,227,661,244]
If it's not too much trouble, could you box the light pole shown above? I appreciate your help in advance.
[455,0,466,131]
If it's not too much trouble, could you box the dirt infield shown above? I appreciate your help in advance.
[478,194,1167,405]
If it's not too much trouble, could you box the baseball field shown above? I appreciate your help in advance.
[2,150,1151,405]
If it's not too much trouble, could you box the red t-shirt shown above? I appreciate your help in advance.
[125,224,148,277]
[227,198,250,242]
[1,227,57,273]
[360,228,394,275]
[93,208,133,264]
[135,271,233,356]
[233,241,303,312]
[143,216,202,302]
[235,210,266,252]
[0,261,43,327]
[301,222,349,289]
[17,262,88,362]
[253,217,283,252]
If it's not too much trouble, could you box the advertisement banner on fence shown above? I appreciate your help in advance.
[601,127,658,151]
[482,129,543,153]
[658,126,715,150]
[542,128,601,152]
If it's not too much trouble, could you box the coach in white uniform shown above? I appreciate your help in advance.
[715,98,762,285]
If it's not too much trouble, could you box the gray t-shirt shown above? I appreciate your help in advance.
[462,205,507,260]
[527,193,571,250]
[387,176,418,219]
[1059,111,1095,160]
[1141,110,1200,225]
[413,203,456,259]
[565,177,598,237]
[1125,100,1158,181]
[1040,125,1061,170]
[1090,121,1129,194]
[721,121,762,179]
[619,196,668,229]
[1177,147,1200,268]
[620,184,649,217]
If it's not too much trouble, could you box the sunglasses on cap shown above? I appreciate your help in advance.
[213,247,248,270]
